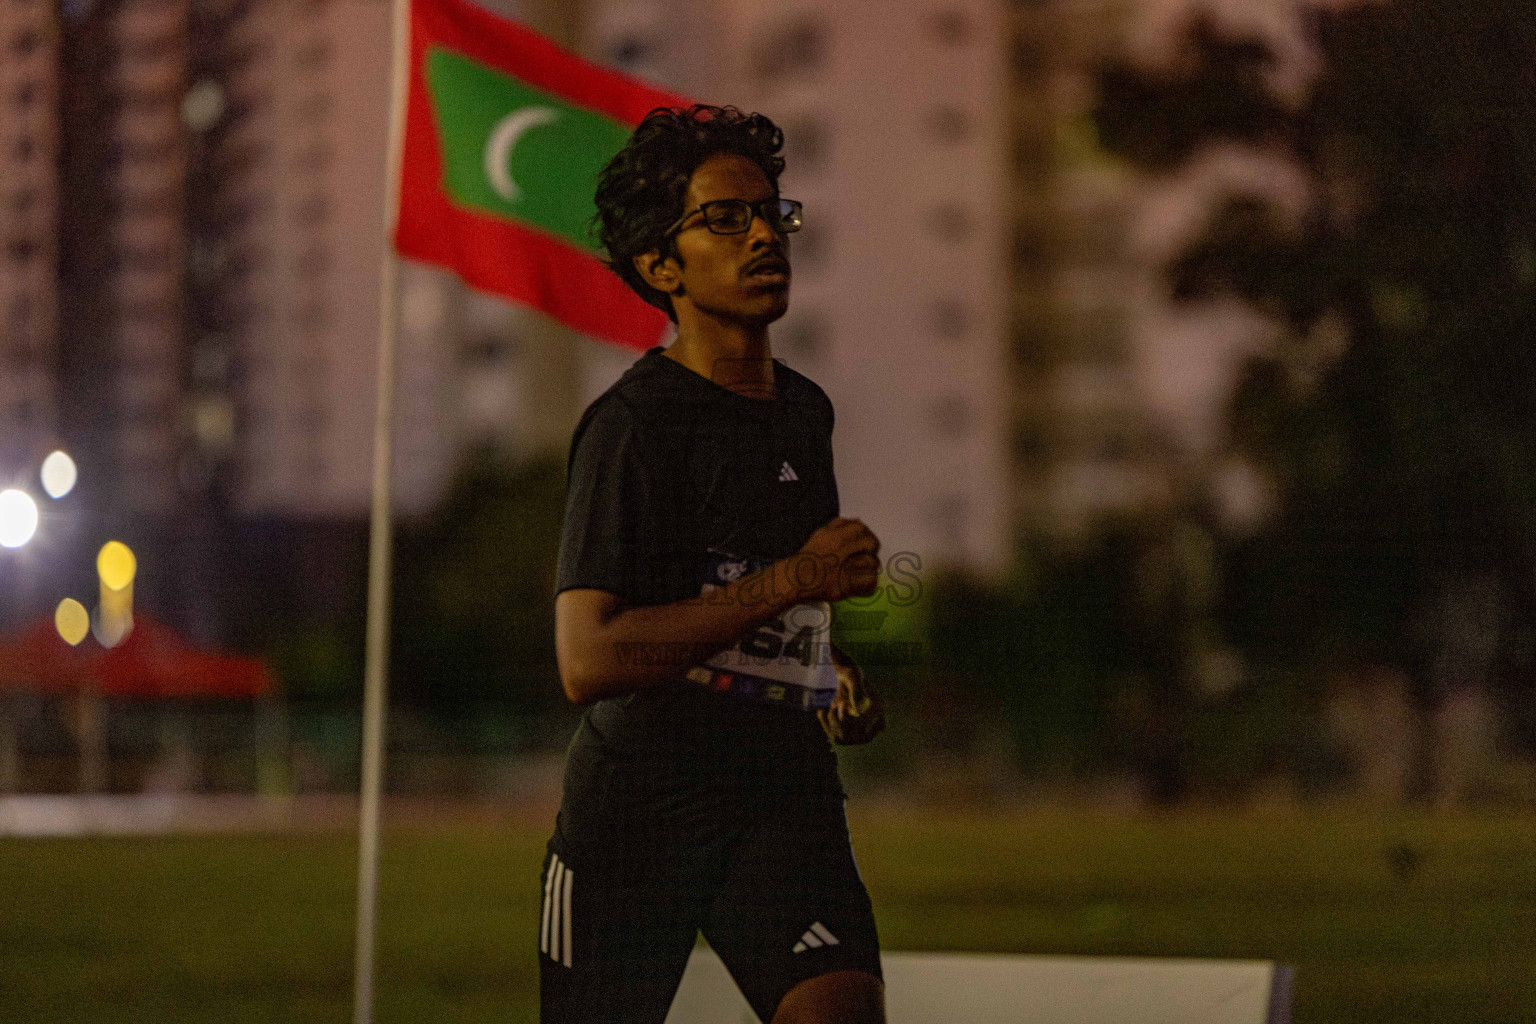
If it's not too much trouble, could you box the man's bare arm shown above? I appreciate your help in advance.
[554,518,880,705]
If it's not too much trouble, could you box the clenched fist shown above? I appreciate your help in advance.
[788,517,881,604]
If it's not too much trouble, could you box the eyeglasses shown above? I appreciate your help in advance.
[664,198,803,238]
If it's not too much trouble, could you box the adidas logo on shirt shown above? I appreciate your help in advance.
[778,460,799,482]
[792,921,839,953]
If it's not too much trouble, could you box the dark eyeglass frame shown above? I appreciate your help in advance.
[663,197,803,238]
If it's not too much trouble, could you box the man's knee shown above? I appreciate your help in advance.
[771,969,885,1024]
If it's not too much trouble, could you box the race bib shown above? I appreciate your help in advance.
[687,549,838,708]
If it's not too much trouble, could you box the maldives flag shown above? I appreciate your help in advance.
[394,0,692,349]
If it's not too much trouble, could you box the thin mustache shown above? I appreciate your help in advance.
[743,252,790,274]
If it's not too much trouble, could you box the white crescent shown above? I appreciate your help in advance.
[484,106,559,203]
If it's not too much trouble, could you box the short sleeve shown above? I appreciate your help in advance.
[555,396,653,601]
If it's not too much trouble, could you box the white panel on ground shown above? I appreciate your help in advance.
[666,947,1290,1024]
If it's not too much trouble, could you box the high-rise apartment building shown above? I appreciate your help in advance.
[234,0,455,518]
[53,0,194,516]
[0,0,60,474]
[584,0,1014,576]
[1007,0,1171,546]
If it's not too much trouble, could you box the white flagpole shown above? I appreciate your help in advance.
[354,0,413,1018]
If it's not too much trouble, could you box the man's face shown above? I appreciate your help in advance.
[641,152,792,326]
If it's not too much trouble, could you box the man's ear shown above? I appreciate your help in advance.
[633,249,682,298]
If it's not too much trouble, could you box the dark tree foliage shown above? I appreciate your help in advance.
[1094,2,1536,715]
[390,450,569,733]
[928,532,1149,778]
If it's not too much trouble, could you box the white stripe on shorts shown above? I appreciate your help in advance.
[540,856,558,955]
[560,864,574,968]
[550,861,565,962]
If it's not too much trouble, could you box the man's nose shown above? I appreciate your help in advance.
[745,210,782,246]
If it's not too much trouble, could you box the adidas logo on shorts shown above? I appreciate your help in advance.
[778,460,799,482]
[792,921,839,953]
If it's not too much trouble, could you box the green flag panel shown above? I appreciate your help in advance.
[425,47,630,252]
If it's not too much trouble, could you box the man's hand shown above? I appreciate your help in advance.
[790,518,881,604]
[818,650,885,746]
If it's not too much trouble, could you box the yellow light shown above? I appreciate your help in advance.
[0,489,39,548]
[40,450,78,499]
[94,585,133,649]
[97,541,137,591]
[55,598,89,646]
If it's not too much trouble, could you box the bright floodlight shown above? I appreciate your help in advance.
[97,540,137,590]
[40,450,77,498]
[0,489,39,548]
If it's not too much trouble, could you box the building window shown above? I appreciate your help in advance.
[1063,305,1129,363]
[929,395,972,438]
[293,245,329,275]
[926,105,970,144]
[1063,199,1130,265]
[777,312,829,361]
[118,31,180,64]
[293,301,329,334]
[463,334,517,366]
[929,10,971,45]
[931,297,970,340]
[1095,425,1136,462]
[1012,131,1051,178]
[610,34,658,69]
[927,204,973,242]
[293,143,332,171]
[7,297,32,352]
[754,16,828,84]
[122,298,172,325]
[295,91,331,122]
[1012,319,1051,369]
[6,237,37,263]
[295,37,332,72]
[10,31,40,57]
[1011,419,1050,470]
[118,186,177,217]
[293,192,330,226]
[1011,34,1044,79]
[1012,227,1047,275]
[790,219,828,270]
[784,115,829,173]
[928,495,969,548]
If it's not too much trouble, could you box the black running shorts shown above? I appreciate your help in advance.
[538,689,882,1024]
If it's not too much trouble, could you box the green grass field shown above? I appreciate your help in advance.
[2,805,1532,1022]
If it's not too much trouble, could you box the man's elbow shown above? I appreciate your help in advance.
[555,591,625,706]
[556,649,608,705]
[558,663,596,705]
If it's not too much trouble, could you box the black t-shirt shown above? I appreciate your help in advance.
[554,346,842,760]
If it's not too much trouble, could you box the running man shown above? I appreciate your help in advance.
[542,105,887,1024]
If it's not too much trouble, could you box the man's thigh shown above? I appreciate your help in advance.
[702,791,883,1024]
[537,841,711,1024]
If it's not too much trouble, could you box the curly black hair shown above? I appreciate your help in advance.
[593,104,786,322]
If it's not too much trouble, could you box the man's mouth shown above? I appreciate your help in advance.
[744,257,790,281]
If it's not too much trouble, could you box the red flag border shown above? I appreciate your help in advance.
[394,0,694,349]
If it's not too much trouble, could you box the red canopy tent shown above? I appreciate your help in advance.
[0,615,272,699]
